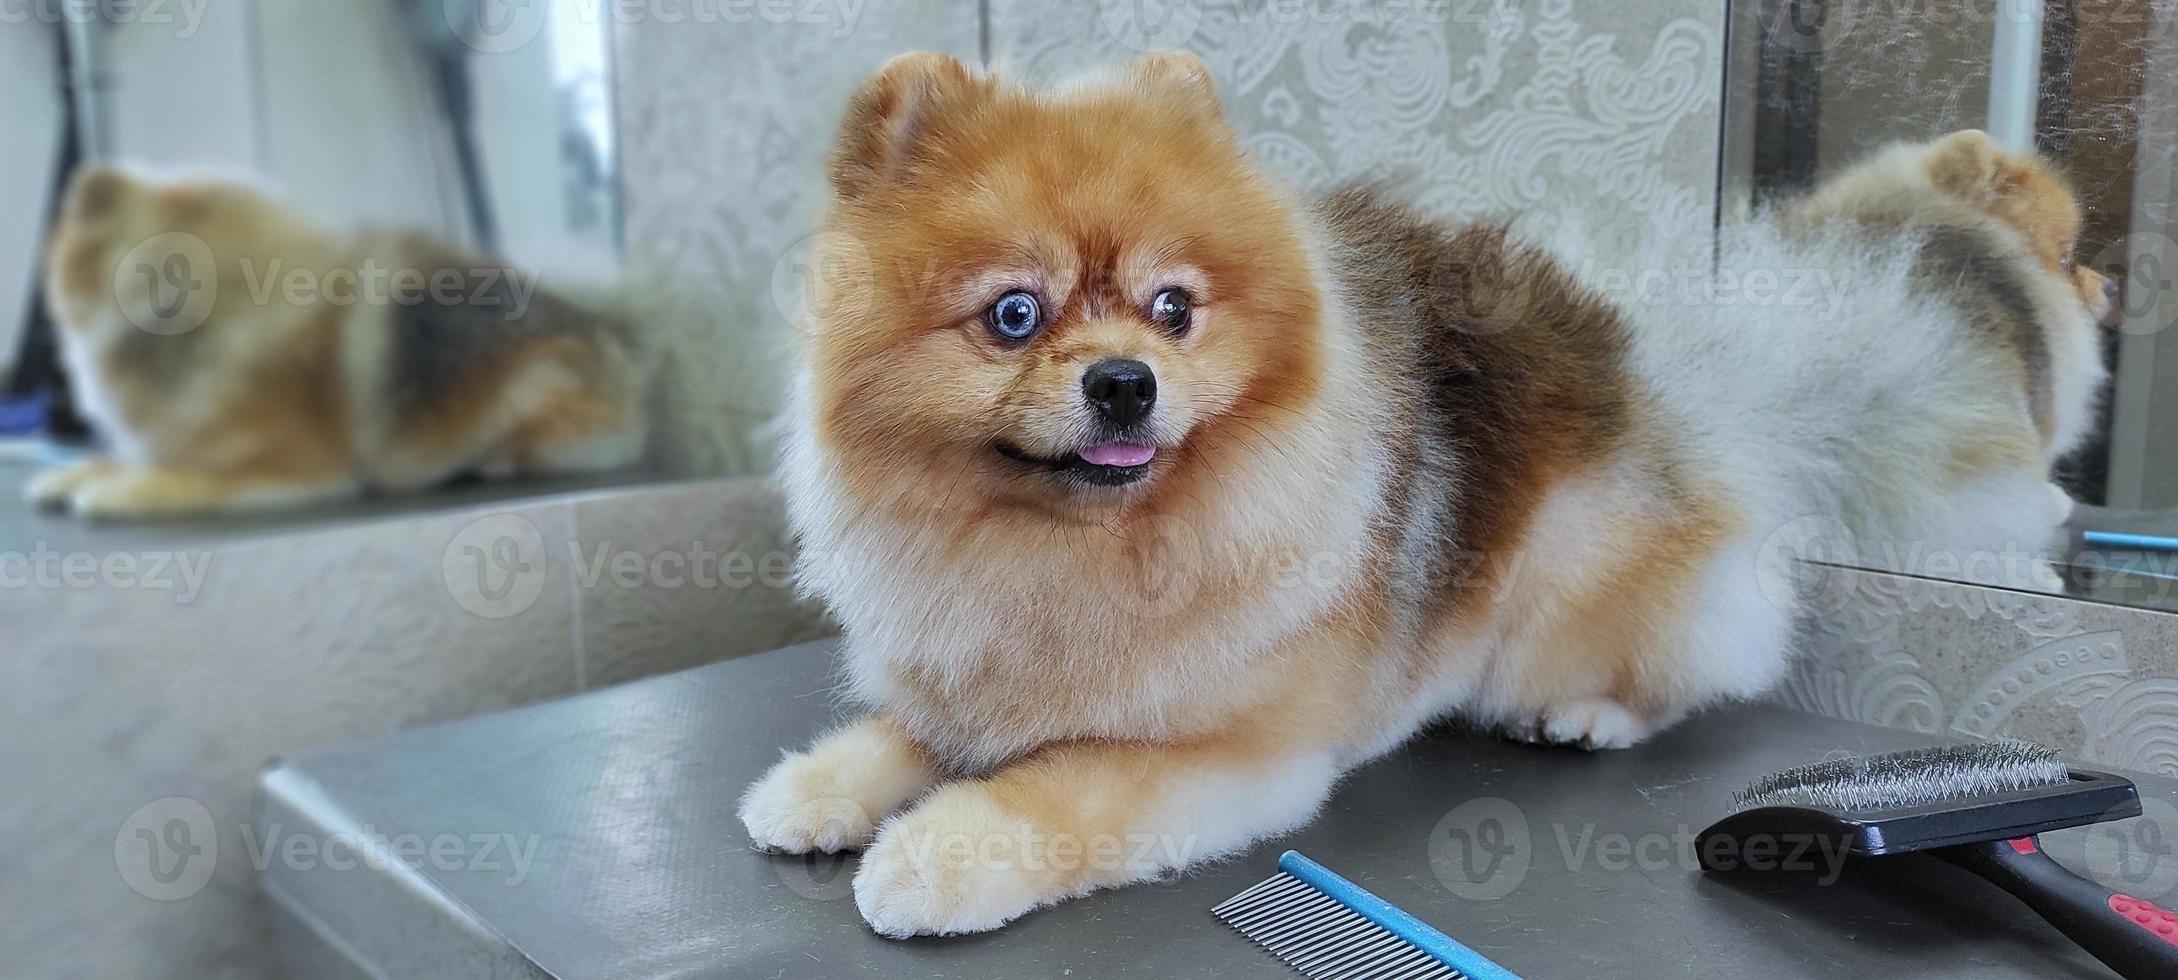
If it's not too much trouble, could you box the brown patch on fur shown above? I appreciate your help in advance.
[1316,189,1637,620]
[1921,130,2108,444]
[1914,226,2057,441]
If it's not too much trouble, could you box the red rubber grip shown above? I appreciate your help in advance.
[2109,894,2178,949]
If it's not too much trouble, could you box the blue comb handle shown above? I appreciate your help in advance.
[1275,851,1522,980]
[2083,530,2178,554]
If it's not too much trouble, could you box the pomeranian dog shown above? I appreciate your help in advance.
[28,166,649,519]
[741,53,2112,937]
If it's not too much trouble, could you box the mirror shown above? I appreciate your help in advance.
[0,0,636,545]
[1724,0,2178,612]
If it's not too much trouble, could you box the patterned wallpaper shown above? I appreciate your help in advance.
[993,0,1722,250]
[615,0,979,477]
[616,0,1726,477]
[1784,564,2178,778]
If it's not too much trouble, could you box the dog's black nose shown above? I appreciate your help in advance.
[1083,358,1157,427]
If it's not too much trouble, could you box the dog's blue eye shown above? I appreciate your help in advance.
[989,291,1040,340]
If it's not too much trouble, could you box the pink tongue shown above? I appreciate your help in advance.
[1078,442,1156,468]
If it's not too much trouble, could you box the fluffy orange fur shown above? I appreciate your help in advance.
[744,55,2115,939]
[810,54,1323,530]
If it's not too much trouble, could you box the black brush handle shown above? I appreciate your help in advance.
[1934,836,2178,979]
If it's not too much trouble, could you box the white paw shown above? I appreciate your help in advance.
[1540,699,1650,750]
[66,478,142,521]
[24,473,66,510]
[738,754,883,854]
[24,461,106,512]
[853,789,1056,939]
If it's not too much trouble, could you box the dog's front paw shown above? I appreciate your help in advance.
[740,754,887,855]
[1539,698,1650,750]
[25,458,117,512]
[740,718,941,855]
[854,787,1061,939]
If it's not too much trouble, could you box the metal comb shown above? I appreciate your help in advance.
[1212,851,1521,980]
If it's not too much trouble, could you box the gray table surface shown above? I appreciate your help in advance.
[262,641,2178,979]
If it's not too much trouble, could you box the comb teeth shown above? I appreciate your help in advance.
[1212,870,1465,980]
[1732,738,2070,813]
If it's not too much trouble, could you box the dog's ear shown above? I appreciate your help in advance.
[1927,129,2016,202]
[1126,51,1222,118]
[61,164,139,228]
[830,52,977,201]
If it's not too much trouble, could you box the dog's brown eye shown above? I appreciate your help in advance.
[1151,288,1192,334]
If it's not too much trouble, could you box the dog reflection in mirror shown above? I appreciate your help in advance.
[1783,127,2115,566]
[28,166,650,520]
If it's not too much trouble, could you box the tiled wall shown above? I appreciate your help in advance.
[3,478,828,979]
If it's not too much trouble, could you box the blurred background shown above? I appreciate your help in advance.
[5,1,2178,977]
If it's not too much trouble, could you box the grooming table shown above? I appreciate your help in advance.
[260,641,2178,978]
